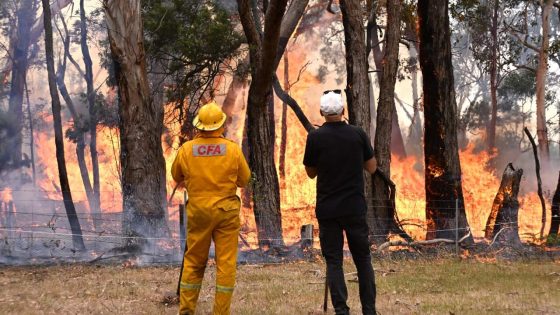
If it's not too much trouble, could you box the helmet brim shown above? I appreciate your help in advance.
[193,113,227,131]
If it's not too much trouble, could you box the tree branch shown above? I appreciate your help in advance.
[272,74,314,132]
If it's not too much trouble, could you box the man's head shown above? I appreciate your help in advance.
[320,90,344,121]
[193,101,227,134]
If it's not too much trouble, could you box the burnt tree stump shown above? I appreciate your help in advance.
[547,171,560,241]
[485,163,523,244]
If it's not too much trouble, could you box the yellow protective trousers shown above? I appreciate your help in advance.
[179,196,240,315]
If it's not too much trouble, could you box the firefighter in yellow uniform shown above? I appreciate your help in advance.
[171,101,251,315]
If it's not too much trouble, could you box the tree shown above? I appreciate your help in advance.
[7,0,35,167]
[79,0,102,227]
[371,0,410,243]
[236,0,289,248]
[366,1,407,158]
[42,0,85,251]
[417,0,472,241]
[104,0,168,244]
[535,0,553,160]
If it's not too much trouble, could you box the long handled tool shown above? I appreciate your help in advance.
[323,271,329,313]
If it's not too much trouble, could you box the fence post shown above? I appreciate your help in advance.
[455,198,459,257]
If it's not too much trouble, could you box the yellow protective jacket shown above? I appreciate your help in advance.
[171,131,251,206]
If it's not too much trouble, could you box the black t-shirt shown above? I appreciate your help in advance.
[303,121,374,220]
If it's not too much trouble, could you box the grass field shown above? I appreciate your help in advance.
[0,256,559,314]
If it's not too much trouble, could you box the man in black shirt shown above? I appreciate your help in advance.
[303,90,377,315]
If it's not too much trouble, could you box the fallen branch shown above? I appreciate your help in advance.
[376,230,472,253]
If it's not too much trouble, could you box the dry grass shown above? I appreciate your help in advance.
[0,257,559,314]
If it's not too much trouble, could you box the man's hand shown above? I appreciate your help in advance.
[364,157,377,174]
[305,166,318,179]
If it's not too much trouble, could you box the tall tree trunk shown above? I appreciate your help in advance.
[279,53,289,180]
[24,82,36,186]
[487,0,499,153]
[237,0,289,249]
[548,171,560,240]
[8,0,34,166]
[42,0,85,251]
[370,0,402,243]
[367,5,407,158]
[418,0,472,241]
[536,0,552,160]
[104,0,168,245]
[340,0,374,236]
[80,0,101,228]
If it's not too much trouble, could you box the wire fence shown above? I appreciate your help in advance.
[0,189,550,265]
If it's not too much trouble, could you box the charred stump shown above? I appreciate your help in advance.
[548,171,560,242]
[485,163,522,245]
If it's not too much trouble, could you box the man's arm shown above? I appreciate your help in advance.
[171,148,186,183]
[364,156,377,174]
[236,147,251,187]
[305,166,318,179]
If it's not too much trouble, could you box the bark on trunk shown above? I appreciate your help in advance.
[487,0,499,153]
[237,0,288,248]
[418,0,472,241]
[42,0,85,251]
[24,82,36,185]
[340,0,374,237]
[104,0,168,245]
[279,53,289,180]
[548,171,560,239]
[371,0,406,243]
[8,0,34,166]
[367,5,407,158]
[80,0,101,229]
[536,0,552,160]
[484,163,522,244]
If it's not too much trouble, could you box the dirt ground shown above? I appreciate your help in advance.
[0,255,559,314]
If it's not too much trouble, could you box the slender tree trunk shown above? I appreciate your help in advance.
[279,53,289,180]
[8,0,34,166]
[104,0,168,245]
[370,0,402,243]
[536,0,552,160]
[42,0,85,251]
[80,0,101,228]
[418,0,472,241]
[237,0,289,248]
[367,5,406,158]
[484,163,522,244]
[24,82,36,186]
[487,0,499,153]
[340,0,375,238]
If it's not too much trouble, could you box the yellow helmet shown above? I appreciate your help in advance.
[193,101,227,131]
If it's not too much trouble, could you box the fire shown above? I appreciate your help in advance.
[392,144,550,241]
[1,188,13,203]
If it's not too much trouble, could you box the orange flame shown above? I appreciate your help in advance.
[1,188,13,203]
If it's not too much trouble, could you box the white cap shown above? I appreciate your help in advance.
[320,91,344,115]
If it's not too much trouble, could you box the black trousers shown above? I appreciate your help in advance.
[319,215,376,315]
